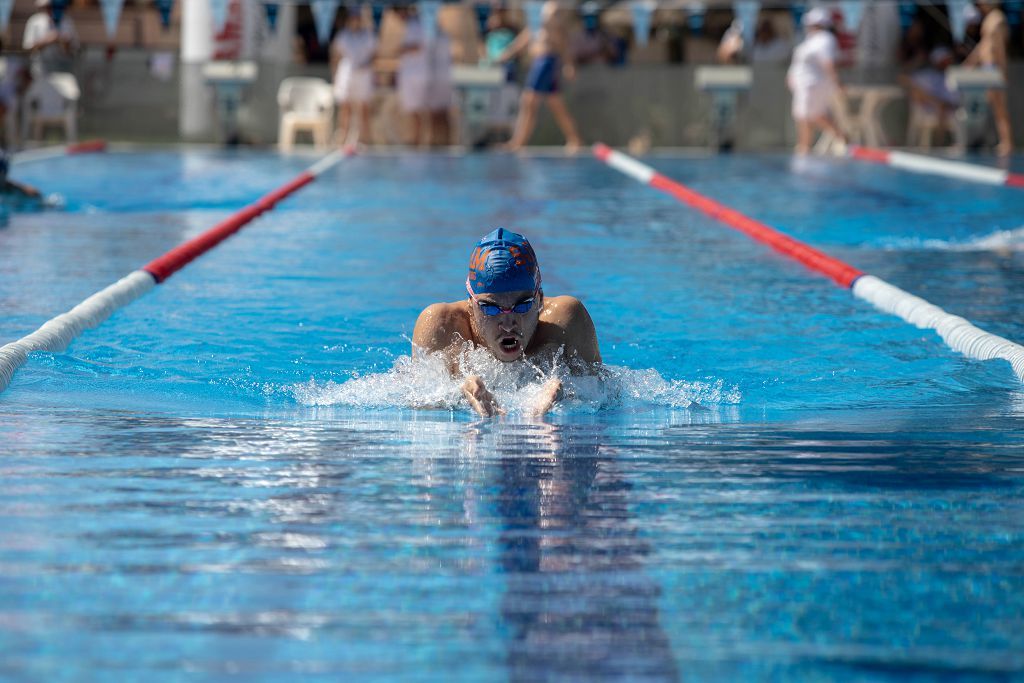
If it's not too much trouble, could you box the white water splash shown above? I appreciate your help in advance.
[882,226,1024,252]
[289,346,740,414]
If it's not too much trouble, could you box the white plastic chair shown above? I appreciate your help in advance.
[23,72,79,143]
[906,104,966,151]
[277,77,334,152]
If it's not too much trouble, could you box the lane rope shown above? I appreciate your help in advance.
[593,143,1024,382]
[849,145,1024,188]
[0,149,349,393]
[12,139,107,165]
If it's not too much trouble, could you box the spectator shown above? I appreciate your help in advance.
[498,0,582,153]
[0,59,31,150]
[331,8,377,146]
[954,4,983,62]
[426,29,454,146]
[898,16,931,72]
[787,7,846,155]
[397,6,431,146]
[904,46,961,144]
[716,19,745,64]
[856,2,901,69]
[750,17,791,64]
[965,1,1013,155]
[572,6,617,66]
[481,8,519,81]
[23,0,78,77]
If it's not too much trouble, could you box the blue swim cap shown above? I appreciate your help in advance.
[467,228,542,294]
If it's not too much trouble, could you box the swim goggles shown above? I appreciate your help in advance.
[466,278,537,316]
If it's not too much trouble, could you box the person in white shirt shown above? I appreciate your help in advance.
[786,7,846,155]
[330,8,377,146]
[22,0,78,77]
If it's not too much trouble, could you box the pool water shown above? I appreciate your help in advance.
[1,150,1023,680]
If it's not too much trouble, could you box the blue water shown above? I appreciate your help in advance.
[2,150,1023,681]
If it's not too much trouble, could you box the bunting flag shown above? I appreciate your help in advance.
[264,1,279,33]
[310,0,339,45]
[839,0,865,31]
[631,0,655,47]
[51,0,68,24]
[99,0,124,37]
[790,2,806,34]
[732,0,759,51]
[685,1,705,34]
[210,0,229,32]
[0,0,14,33]
[949,0,970,42]
[474,2,490,35]
[898,1,916,30]
[525,0,543,35]
[372,3,384,32]
[419,0,440,41]
[155,0,174,29]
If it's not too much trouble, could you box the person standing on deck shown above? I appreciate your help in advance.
[498,0,582,153]
[787,7,847,155]
[964,1,1013,156]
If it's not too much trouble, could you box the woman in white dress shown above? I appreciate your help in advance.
[331,9,377,146]
[787,8,846,154]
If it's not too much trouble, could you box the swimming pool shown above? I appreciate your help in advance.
[1,149,1023,680]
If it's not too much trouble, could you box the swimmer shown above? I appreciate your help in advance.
[0,153,42,202]
[412,228,601,417]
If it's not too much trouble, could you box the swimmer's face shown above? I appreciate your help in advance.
[468,289,543,362]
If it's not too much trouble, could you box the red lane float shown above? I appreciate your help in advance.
[592,143,1024,383]
[594,143,863,288]
[144,171,315,282]
[848,144,1024,188]
[66,139,108,155]
[0,149,349,393]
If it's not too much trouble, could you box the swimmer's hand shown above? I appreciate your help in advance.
[462,375,505,418]
[530,377,562,417]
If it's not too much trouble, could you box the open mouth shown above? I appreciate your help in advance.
[498,336,522,356]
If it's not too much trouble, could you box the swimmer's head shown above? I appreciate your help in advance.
[0,152,9,181]
[467,228,541,295]
[466,228,543,362]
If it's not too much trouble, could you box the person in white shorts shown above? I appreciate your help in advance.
[331,8,377,146]
[787,7,846,155]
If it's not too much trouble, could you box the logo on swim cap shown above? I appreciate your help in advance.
[467,228,541,294]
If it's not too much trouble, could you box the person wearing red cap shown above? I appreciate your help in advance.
[412,228,601,417]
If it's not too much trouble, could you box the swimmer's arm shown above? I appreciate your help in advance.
[411,302,473,373]
[4,179,40,199]
[536,296,602,366]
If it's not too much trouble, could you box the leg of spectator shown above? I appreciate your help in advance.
[988,89,1013,157]
[336,102,351,146]
[504,90,539,151]
[546,94,582,153]
[358,102,373,145]
[795,119,813,155]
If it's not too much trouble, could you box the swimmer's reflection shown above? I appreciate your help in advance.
[466,420,679,681]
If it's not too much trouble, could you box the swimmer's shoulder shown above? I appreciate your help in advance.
[535,295,601,363]
[412,300,473,352]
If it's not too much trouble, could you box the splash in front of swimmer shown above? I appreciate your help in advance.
[412,228,601,417]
